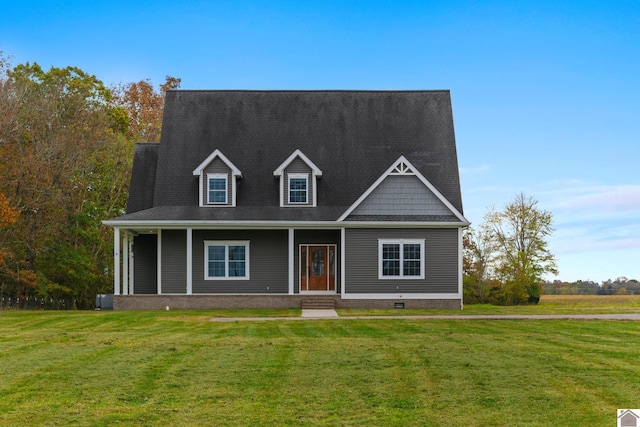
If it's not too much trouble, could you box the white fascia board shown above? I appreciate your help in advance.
[192,149,243,177]
[102,219,469,229]
[340,293,461,300]
[341,221,470,228]
[198,173,204,207]
[273,149,323,177]
[102,220,342,229]
[337,155,469,223]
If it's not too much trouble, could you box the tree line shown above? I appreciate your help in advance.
[543,278,640,296]
[0,52,179,308]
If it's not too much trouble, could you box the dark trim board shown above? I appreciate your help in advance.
[113,295,461,310]
[132,234,157,294]
[162,230,187,293]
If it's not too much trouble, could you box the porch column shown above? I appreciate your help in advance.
[458,227,464,309]
[340,227,346,297]
[186,228,193,295]
[113,227,120,295]
[128,236,134,294]
[157,229,162,294]
[288,228,294,294]
[122,232,129,295]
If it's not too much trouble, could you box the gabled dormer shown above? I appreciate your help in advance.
[273,149,322,207]
[193,149,242,207]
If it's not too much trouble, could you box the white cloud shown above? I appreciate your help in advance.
[543,183,640,213]
[538,181,640,280]
[463,179,640,281]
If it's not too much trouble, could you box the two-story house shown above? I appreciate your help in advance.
[104,90,469,310]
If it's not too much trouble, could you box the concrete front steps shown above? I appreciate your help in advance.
[301,296,336,310]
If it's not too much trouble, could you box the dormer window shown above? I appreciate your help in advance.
[193,149,242,207]
[207,174,228,204]
[288,174,309,204]
[274,149,322,207]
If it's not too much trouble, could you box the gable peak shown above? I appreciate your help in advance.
[273,149,322,177]
[192,149,242,177]
[391,160,414,175]
[337,155,468,223]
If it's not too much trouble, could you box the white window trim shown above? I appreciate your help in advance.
[204,240,250,280]
[273,150,321,208]
[193,150,242,208]
[287,173,309,205]
[378,239,425,280]
[207,173,228,205]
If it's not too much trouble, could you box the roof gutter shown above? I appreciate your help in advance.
[102,219,470,229]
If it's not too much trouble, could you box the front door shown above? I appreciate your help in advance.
[300,245,336,292]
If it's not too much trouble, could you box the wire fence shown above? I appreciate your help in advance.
[0,297,76,310]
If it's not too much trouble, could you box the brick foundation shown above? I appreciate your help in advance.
[113,295,461,310]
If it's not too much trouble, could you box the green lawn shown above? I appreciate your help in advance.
[0,306,639,426]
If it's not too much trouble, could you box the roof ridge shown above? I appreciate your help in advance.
[166,89,451,93]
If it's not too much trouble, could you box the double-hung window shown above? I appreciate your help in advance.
[205,241,249,279]
[378,239,425,279]
[207,174,228,204]
[288,174,308,204]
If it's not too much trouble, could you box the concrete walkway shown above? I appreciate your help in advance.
[210,312,640,322]
[301,309,339,318]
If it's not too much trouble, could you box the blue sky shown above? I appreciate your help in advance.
[1,0,638,282]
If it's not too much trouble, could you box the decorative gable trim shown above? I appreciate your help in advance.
[390,161,414,175]
[273,149,322,177]
[193,149,243,177]
[337,155,468,223]
[273,149,322,207]
[192,149,242,207]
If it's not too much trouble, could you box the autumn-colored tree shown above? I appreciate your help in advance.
[111,76,180,142]
[0,62,114,270]
[0,52,178,307]
[0,193,19,265]
[0,57,132,306]
[0,193,18,229]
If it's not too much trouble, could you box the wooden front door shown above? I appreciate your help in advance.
[300,245,336,292]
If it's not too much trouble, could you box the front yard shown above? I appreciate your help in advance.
[1,301,639,426]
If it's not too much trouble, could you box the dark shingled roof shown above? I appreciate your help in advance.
[118,90,463,222]
[126,143,158,213]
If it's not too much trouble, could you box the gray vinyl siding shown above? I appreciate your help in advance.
[283,157,313,206]
[192,230,288,293]
[344,228,459,294]
[161,230,187,293]
[203,158,232,205]
[351,175,453,216]
[294,229,341,293]
[133,234,157,294]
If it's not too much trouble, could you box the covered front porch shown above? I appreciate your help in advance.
[111,226,344,297]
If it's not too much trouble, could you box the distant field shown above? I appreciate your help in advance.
[1,306,639,426]
[541,294,640,304]
[338,294,640,316]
